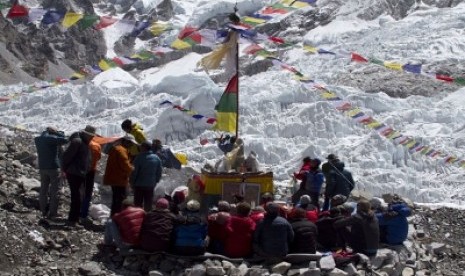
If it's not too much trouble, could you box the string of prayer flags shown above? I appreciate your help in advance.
[159,101,217,125]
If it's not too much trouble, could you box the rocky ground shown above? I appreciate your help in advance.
[0,128,464,276]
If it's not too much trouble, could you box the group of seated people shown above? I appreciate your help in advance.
[102,191,411,258]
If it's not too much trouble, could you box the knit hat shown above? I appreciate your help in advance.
[300,195,312,205]
[186,200,200,211]
[155,198,169,209]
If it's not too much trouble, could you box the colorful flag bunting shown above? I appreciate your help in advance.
[130,21,150,37]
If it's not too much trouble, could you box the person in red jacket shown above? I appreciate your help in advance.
[207,201,231,254]
[223,202,256,258]
[103,200,145,249]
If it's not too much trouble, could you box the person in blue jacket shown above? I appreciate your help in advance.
[130,141,162,212]
[376,200,411,245]
[34,127,68,219]
[305,158,324,210]
[173,200,208,256]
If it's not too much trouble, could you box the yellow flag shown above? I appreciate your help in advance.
[98,59,112,71]
[303,45,318,54]
[347,108,362,117]
[367,121,382,129]
[149,22,169,36]
[62,12,84,28]
[171,38,192,50]
[322,91,337,99]
[242,16,266,25]
[384,61,403,71]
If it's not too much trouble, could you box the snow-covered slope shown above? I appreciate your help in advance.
[1,0,465,206]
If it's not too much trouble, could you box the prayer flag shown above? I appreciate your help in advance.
[384,61,403,71]
[78,14,99,30]
[94,16,117,30]
[454,77,465,86]
[436,74,454,82]
[351,53,368,62]
[28,8,47,22]
[402,63,422,74]
[62,12,83,28]
[41,10,65,25]
[130,21,150,37]
[171,38,192,50]
[149,22,171,36]
[214,74,238,133]
[7,3,28,18]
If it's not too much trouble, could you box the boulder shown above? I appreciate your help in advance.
[271,262,291,274]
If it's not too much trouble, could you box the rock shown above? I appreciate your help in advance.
[149,271,164,276]
[343,263,357,276]
[402,267,414,276]
[206,266,225,276]
[189,264,206,276]
[327,268,348,276]
[286,269,301,276]
[17,176,41,191]
[271,262,291,274]
[237,263,249,276]
[247,268,269,276]
[159,259,175,272]
[221,260,235,271]
[78,261,103,276]
[428,242,446,255]
[319,255,336,271]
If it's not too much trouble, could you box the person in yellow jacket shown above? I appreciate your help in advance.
[121,119,147,159]
[104,137,134,216]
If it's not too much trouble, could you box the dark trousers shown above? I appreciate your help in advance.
[80,170,95,218]
[322,196,331,211]
[67,174,85,223]
[134,186,154,212]
[111,186,127,216]
[309,192,320,210]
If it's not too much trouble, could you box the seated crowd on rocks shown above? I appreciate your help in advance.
[33,120,412,259]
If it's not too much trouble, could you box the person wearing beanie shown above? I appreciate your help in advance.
[138,198,176,252]
[130,141,163,212]
[253,202,294,258]
[334,200,379,256]
[290,195,318,223]
[173,200,208,255]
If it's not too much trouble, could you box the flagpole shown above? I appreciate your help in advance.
[234,5,240,139]
[235,30,239,139]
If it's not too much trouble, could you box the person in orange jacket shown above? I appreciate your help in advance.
[103,137,134,216]
[80,125,102,220]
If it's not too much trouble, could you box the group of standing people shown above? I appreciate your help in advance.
[34,119,170,227]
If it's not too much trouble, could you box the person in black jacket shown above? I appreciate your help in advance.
[289,208,318,254]
[334,200,379,256]
[62,129,94,226]
[139,198,176,252]
[253,202,294,258]
[323,158,355,211]
[316,207,345,251]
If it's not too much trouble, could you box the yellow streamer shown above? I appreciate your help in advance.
[62,12,84,28]
[384,61,403,71]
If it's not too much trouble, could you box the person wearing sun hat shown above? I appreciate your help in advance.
[61,127,95,226]
[173,199,208,255]
[138,198,176,252]
[80,125,102,220]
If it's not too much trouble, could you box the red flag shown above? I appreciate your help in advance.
[94,16,117,30]
[200,138,209,145]
[436,74,454,82]
[269,36,285,44]
[7,3,29,18]
[351,53,368,63]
